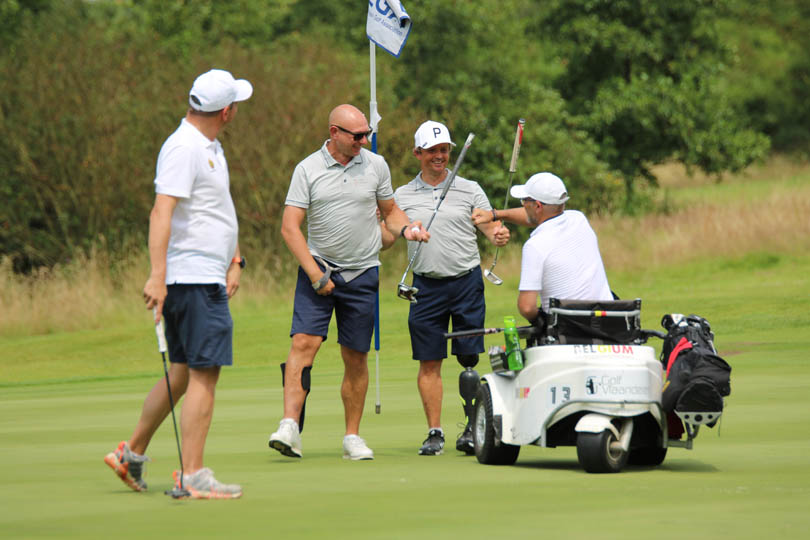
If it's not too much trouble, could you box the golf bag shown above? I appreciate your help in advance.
[660,314,731,426]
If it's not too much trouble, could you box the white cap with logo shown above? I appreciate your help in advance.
[414,120,456,150]
[189,69,253,112]
[510,172,570,205]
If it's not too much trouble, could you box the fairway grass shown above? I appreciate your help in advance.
[1,253,809,539]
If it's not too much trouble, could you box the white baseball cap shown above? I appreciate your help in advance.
[510,172,570,204]
[189,69,253,112]
[414,120,456,150]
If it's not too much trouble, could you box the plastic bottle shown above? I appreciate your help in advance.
[503,316,523,371]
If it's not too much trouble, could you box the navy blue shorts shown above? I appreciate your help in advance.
[408,267,485,361]
[290,264,379,353]
[163,284,233,368]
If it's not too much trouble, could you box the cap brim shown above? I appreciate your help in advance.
[510,185,529,199]
[233,79,253,102]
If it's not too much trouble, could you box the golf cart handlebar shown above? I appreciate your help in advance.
[445,326,666,344]
[444,325,540,340]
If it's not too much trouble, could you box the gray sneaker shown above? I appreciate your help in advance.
[343,435,374,460]
[104,441,149,491]
[175,468,242,499]
[269,418,303,458]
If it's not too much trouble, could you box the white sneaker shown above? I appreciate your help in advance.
[268,418,302,458]
[343,435,374,460]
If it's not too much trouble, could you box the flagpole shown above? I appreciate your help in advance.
[370,39,382,414]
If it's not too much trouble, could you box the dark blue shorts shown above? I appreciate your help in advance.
[290,264,379,353]
[408,266,485,361]
[163,284,233,368]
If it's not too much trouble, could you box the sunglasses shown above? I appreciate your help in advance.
[521,197,537,204]
[333,124,373,141]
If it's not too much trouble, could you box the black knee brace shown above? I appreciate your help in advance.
[458,367,480,425]
[456,354,479,369]
[280,363,312,433]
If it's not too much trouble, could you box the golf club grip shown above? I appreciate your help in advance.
[508,119,525,173]
[153,307,168,353]
[444,327,504,339]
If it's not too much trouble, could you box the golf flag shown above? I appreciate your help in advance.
[366,0,412,58]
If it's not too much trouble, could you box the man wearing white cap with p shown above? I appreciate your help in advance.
[394,121,510,456]
[508,172,612,324]
[105,69,252,499]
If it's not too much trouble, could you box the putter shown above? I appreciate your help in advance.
[153,308,190,499]
[397,132,476,303]
[484,118,525,286]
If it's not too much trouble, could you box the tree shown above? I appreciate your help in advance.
[539,0,769,202]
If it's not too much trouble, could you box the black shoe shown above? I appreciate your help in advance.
[456,424,474,455]
[418,429,445,455]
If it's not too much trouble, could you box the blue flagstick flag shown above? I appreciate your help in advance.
[366,0,412,58]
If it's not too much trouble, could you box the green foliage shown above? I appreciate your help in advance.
[539,0,770,201]
[0,0,799,271]
[718,0,810,151]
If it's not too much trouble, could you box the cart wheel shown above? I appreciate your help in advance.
[473,384,520,465]
[628,446,667,466]
[576,429,628,473]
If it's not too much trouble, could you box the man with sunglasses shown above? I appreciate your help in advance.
[269,104,428,461]
[506,172,612,325]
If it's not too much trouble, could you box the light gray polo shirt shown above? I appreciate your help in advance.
[285,142,394,269]
[394,171,492,278]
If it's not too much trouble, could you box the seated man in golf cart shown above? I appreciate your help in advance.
[509,173,614,330]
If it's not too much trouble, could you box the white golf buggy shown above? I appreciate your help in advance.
[447,299,722,473]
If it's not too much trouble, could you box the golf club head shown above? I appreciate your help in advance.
[396,283,419,303]
[483,268,503,286]
[165,487,190,499]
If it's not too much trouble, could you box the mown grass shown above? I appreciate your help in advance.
[1,159,809,539]
[1,251,808,539]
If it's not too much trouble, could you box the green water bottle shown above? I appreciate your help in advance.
[503,316,523,371]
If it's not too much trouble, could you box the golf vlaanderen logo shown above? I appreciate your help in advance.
[584,375,649,397]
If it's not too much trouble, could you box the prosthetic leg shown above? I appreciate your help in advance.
[280,362,312,433]
[456,355,480,455]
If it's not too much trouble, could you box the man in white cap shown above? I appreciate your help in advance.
[505,172,612,323]
[104,69,252,499]
[393,120,510,456]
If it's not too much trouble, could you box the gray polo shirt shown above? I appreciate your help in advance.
[394,171,492,278]
[285,142,394,269]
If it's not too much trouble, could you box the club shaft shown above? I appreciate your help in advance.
[162,353,185,489]
[488,119,525,278]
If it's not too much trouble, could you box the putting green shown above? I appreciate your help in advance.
[1,253,808,539]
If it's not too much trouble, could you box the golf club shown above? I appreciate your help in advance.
[484,118,525,286]
[153,308,190,499]
[397,132,475,303]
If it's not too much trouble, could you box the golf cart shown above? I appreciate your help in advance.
[446,298,725,473]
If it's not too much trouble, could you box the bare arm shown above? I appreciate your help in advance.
[281,205,334,295]
[143,194,178,322]
[517,290,540,323]
[472,207,532,227]
[476,220,510,247]
[377,208,397,250]
[226,243,242,298]
[378,198,430,242]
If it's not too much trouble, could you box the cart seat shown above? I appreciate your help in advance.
[544,298,642,345]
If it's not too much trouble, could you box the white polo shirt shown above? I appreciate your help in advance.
[154,118,238,285]
[285,142,394,269]
[518,210,612,312]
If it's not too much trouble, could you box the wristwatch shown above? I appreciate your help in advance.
[232,256,246,269]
